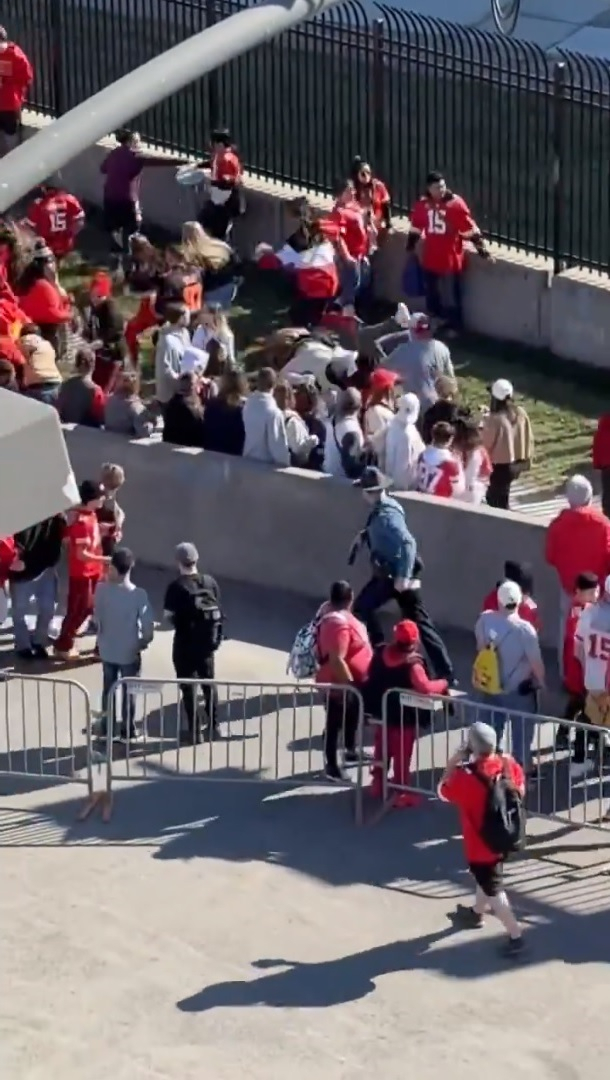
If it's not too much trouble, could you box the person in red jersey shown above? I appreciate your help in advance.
[408,170,491,332]
[54,480,110,661]
[25,183,85,261]
[0,27,33,156]
[481,560,541,632]
[439,721,526,959]
[331,180,370,312]
[349,157,391,252]
[416,420,465,499]
[552,571,600,752]
[198,128,244,241]
[365,619,448,807]
[592,412,610,519]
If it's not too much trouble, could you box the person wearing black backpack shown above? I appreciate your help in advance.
[438,720,526,959]
[163,542,223,744]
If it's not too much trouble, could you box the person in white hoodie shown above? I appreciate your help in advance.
[242,367,290,467]
[154,303,191,407]
[274,381,319,467]
[385,393,425,490]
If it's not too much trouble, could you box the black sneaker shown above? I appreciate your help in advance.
[452,904,484,930]
[180,728,203,746]
[15,648,36,661]
[344,750,369,765]
[555,729,571,751]
[325,765,345,784]
[501,936,526,960]
[32,645,49,660]
[203,724,220,743]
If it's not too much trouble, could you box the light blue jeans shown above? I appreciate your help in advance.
[205,281,239,310]
[471,691,538,772]
[10,567,58,651]
[338,257,371,306]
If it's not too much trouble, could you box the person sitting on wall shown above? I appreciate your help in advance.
[196,128,245,242]
[348,156,391,252]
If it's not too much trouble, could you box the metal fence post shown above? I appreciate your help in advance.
[205,0,222,132]
[50,0,66,117]
[372,18,385,171]
[552,61,567,275]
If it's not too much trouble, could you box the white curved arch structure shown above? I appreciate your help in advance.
[0,0,338,213]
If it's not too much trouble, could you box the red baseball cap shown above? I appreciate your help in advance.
[393,620,419,646]
[90,271,112,300]
[370,367,400,392]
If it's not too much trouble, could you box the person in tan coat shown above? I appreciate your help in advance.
[481,378,533,509]
[19,332,62,406]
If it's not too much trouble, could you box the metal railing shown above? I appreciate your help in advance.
[105,677,366,818]
[367,689,610,832]
[10,0,610,273]
[0,673,104,815]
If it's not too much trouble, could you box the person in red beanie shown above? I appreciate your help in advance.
[364,619,449,807]
[25,183,85,261]
[0,27,33,156]
[592,413,610,519]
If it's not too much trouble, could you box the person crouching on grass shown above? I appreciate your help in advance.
[53,481,110,661]
[364,619,449,807]
[438,721,526,959]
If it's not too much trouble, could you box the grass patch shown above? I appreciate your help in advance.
[62,237,599,495]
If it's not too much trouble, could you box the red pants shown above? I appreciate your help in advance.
[124,297,159,364]
[55,577,97,651]
[370,725,416,796]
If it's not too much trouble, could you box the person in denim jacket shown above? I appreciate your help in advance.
[349,466,454,681]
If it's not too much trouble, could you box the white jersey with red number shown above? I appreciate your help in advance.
[574,601,610,692]
[416,446,465,499]
[25,192,85,257]
[458,446,492,505]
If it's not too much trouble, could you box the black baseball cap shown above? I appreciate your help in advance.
[574,571,599,591]
[79,480,104,504]
[426,170,444,185]
[111,547,135,576]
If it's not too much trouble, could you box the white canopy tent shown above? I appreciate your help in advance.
[0,390,78,535]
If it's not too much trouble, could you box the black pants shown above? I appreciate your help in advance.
[103,198,139,254]
[353,575,454,681]
[486,463,521,510]
[601,467,610,519]
[172,647,217,735]
[423,270,463,330]
[324,692,360,771]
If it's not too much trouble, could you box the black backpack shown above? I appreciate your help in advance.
[188,575,224,653]
[474,769,526,858]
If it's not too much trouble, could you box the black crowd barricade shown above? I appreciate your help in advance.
[10,0,610,273]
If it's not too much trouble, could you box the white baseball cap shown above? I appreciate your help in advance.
[491,378,514,401]
[497,580,522,608]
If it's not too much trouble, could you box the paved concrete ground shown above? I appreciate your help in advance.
[2,569,610,1080]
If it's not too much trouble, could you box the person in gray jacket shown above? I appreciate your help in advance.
[154,303,191,408]
[104,370,154,438]
[377,312,454,414]
[242,367,290,467]
[93,547,154,740]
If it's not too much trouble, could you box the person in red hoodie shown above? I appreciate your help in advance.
[592,412,610,519]
[15,245,72,345]
[481,560,540,632]
[54,481,110,661]
[554,571,600,750]
[438,720,525,958]
[545,474,610,676]
[0,27,33,155]
[364,619,448,808]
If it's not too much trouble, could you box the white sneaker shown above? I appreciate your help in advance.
[395,302,411,329]
[569,761,591,781]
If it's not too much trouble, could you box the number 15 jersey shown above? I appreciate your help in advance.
[575,601,610,692]
[410,194,477,274]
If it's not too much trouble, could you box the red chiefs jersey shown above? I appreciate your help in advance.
[25,192,84,257]
[563,600,590,695]
[330,202,368,260]
[416,447,465,498]
[210,148,241,186]
[410,193,477,274]
[0,43,33,112]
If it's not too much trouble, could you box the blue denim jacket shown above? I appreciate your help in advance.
[365,494,417,580]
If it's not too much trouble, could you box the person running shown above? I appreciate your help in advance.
[53,481,109,661]
[438,721,526,959]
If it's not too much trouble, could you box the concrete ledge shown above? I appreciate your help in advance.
[62,425,559,648]
[18,112,610,369]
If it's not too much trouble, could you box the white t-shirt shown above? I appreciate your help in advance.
[192,324,236,364]
[323,415,364,477]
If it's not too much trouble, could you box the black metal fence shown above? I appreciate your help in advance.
[10,0,610,273]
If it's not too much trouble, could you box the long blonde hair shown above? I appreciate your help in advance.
[180,221,231,272]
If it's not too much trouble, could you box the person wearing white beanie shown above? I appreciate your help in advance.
[384,393,425,490]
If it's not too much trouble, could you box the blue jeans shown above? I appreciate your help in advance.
[338,257,371,306]
[24,384,60,407]
[101,659,141,737]
[205,281,239,310]
[472,691,538,772]
[10,567,58,651]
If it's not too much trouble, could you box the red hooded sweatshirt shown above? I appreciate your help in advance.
[0,42,33,112]
[593,414,610,471]
[0,536,16,585]
[545,506,610,593]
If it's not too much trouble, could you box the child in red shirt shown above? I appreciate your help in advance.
[54,481,109,660]
[481,560,540,631]
[555,571,599,749]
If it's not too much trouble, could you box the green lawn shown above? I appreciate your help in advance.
[62,248,601,495]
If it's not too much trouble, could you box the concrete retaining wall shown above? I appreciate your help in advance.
[20,113,610,372]
[63,425,559,648]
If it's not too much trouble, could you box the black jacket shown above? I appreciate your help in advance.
[202,397,245,456]
[10,515,65,582]
[163,395,206,449]
[363,646,433,729]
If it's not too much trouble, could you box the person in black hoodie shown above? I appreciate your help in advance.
[364,619,448,807]
[8,514,65,659]
[202,368,246,456]
[163,371,207,449]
